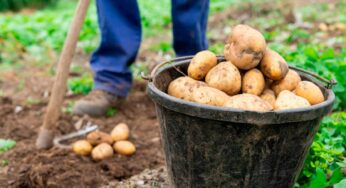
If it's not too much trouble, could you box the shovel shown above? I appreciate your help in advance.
[36,0,91,149]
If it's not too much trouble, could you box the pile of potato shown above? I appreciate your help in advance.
[72,123,136,161]
[168,24,325,112]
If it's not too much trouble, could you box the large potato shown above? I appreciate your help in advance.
[111,123,130,141]
[242,68,265,96]
[187,50,217,80]
[294,81,324,105]
[271,69,301,96]
[223,94,273,112]
[205,61,241,95]
[113,141,136,156]
[275,90,311,110]
[260,89,276,108]
[260,48,289,80]
[86,131,113,145]
[191,86,230,106]
[72,140,93,156]
[91,143,114,161]
[168,76,206,101]
[224,24,266,70]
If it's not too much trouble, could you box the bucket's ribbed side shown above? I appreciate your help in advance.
[156,104,322,188]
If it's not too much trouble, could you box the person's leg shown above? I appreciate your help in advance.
[171,0,210,56]
[91,0,141,97]
[73,0,141,116]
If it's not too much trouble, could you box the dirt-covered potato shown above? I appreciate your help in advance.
[111,123,130,141]
[72,140,93,156]
[271,69,301,96]
[205,61,241,95]
[260,48,289,80]
[191,86,230,106]
[113,141,136,156]
[168,76,206,101]
[91,143,114,161]
[275,90,311,110]
[187,50,217,80]
[294,81,324,105]
[223,93,273,112]
[260,89,276,108]
[86,131,113,145]
[242,68,265,96]
[224,24,266,70]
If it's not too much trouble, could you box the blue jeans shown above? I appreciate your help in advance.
[91,0,210,96]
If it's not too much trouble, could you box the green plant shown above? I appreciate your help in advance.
[68,74,93,95]
[26,96,41,105]
[0,139,16,154]
[106,108,118,117]
[296,112,346,187]
[62,101,75,114]
[0,0,56,12]
[1,159,9,166]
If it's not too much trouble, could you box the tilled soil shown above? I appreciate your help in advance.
[0,81,165,188]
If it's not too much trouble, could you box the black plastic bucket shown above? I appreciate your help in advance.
[145,56,335,188]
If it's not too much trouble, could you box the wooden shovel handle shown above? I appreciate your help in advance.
[36,0,91,149]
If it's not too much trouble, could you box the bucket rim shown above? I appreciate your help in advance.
[147,57,335,125]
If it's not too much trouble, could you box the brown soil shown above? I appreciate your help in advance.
[0,81,165,188]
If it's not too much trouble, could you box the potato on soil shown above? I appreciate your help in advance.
[205,61,241,95]
[86,131,113,145]
[91,143,113,161]
[260,48,289,80]
[275,90,311,110]
[294,81,324,105]
[271,69,301,96]
[111,123,130,141]
[260,89,276,108]
[224,24,266,70]
[187,50,217,80]
[113,141,136,156]
[72,140,93,156]
[224,93,273,112]
[191,86,230,106]
[242,68,265,96]
[168,76,206,101]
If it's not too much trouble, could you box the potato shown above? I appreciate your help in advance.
[111,123,130,141]
[224,94,273,112]
[86,131,113,145]
[72,140,93,156]
[191,86,230,106]
[275,90,311,110]
[224,24,266,70]
[168,76,206,101]
[260,48,289,80]
[113,141,136,156]
[242,68,265,96]
[205,61,241,95]
[187,50,217,80]
[91,143,113,161]
[260,89,276,107]
[271,69,301,96]
[294,81,324,105]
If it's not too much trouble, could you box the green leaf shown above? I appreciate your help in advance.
[334,179,346,188]
[106,108,118,117]
[310,168,327,188]
[0,139,16,153]
[328,168,343,185]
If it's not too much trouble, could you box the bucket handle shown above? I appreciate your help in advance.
[141,56,337,89]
